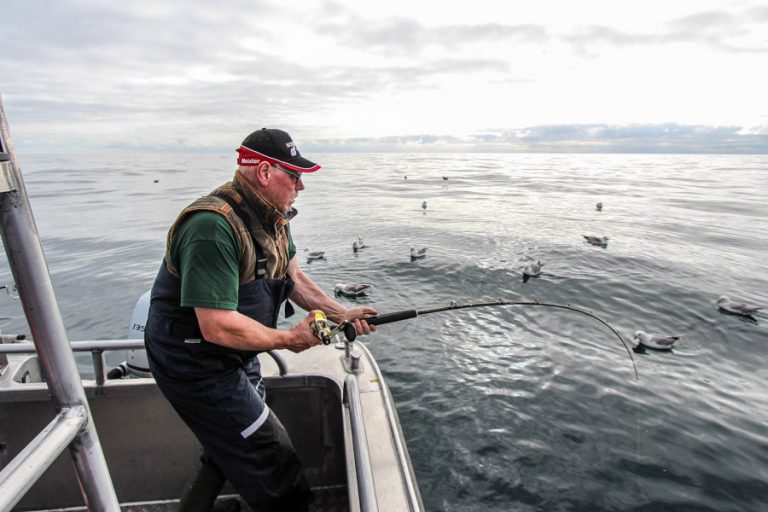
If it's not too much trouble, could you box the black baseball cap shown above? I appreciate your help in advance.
[237,128,320,172]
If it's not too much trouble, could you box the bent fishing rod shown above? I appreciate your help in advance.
[314,299,639,380]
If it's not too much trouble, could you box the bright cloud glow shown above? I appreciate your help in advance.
[1,0,767,153]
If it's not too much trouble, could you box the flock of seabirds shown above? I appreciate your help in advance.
[302,197,763,354]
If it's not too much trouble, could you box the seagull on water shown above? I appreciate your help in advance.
[304,249,325,261]
[523,260,544,278]
[716,295,762,317]
[583,235,609,247]
[633,330,680,351]
[334,283,372,298]
[410,247,427,260]
[421,201,427,210]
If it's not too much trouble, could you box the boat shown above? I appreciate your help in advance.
[0,99,423,512]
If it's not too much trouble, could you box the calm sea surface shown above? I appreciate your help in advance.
[2,152,767,511]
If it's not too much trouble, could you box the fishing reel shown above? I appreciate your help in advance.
[309,310,357,345]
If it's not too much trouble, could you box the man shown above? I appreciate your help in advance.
[144,128,377,512]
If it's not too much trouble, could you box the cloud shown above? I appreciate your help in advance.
[3,1,767,154]
[319,17,551,54]
[664,9,768,53]
[315,4,767,57]
[668,10,737,31]
[484,124,768,153]
[303,124,768,154]
[748,5,768,21]
[560,8,768,55]
[323,17,425,50]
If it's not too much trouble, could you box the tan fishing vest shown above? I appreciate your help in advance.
[163,172,294,284]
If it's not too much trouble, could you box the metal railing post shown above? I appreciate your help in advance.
[344,375,379,512]
[0,97,120,510]
[92,350,107,386]
[0,406,89,511]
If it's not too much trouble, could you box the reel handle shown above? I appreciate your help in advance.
[343,322,357,342]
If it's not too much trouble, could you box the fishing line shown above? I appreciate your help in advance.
[330,299,639,380]
[329,300,643,466]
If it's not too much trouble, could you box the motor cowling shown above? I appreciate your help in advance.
[125,290,152,378]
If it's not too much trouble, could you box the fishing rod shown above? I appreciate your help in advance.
[317,299,639,380]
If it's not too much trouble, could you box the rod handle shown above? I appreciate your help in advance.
[365,309,418,326]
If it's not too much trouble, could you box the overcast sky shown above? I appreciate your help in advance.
[2,0,767,154]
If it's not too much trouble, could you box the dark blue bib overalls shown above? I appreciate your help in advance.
[144,261,313,511]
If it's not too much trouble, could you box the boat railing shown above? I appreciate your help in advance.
[356,342,424,511]
[0,97,121,511]
[344,374,379,512]
[0,405,89,511]
[0,340,290,383]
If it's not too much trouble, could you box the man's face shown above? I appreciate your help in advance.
[268,163,304,214]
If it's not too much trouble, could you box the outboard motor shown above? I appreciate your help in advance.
[107,290,152,379]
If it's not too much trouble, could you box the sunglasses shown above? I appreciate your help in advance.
[272,163,302,184]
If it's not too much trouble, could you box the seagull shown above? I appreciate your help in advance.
[334,283,372,298]
[596,202,603,211]
[716,295,762,317]
[523,260,544,278]
[421,201,427,210]
[633,330,680,351]
[304,249,325,261]
[410,247,427,260]
[583,235,609,247]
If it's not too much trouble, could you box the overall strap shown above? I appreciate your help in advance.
[213,192,268,280]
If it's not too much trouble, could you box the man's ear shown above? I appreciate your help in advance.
[254,161,271,187]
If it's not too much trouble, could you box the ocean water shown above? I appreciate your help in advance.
[2,152,767,511]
